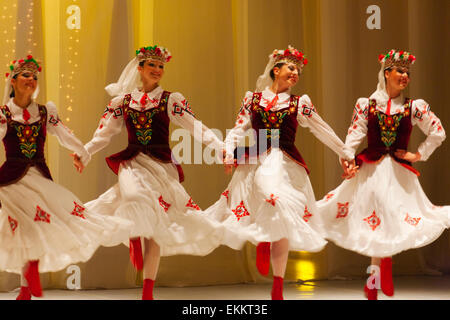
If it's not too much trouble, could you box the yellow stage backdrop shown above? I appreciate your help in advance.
[0,0,448,291]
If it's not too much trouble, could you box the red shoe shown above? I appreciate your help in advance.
[24,260,42,297]
[256,242,271,276]
[129,238,143,271]
[271,276,284,300]
[16,286,31,300]
[380,258,394,296]
[364,284,378,300]
[142,279,155,300]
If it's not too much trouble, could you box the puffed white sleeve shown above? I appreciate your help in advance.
[0,108,7,140]
[45,101,91,166]
[224,91,253,159]
[296,94,353,160]
[84,96,125,162]
[411,99,446,161]
[343,98,369,159]
[167,92,224,152]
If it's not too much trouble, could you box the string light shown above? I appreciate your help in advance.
[62,0,81,123]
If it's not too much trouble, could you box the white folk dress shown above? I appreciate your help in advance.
[204,89,353,252]
[83,86,233,256]
[0,99,133,274]
[316,96,449,257]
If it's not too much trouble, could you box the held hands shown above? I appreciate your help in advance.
[70,153,84,173]
[341,158,359,179]
[222,149,236,175]
[394,150,422,163]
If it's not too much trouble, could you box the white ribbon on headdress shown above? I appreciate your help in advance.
[369,61,404,108]
[2,74,39,105]
[255,54,277,92]
[105,57,142,97]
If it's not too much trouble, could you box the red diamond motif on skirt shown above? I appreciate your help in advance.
[186,197,200,210]
[303,206,313,222]
[8,216,18,234]
[159,196,171,212]
[232,201,250,221]
[71,201,86,219]
[336,202,349,218]
[265,194,279,207]
[363,210,381,231]
[34,206,51,223]
[404,213,421,226]
[221,190,229,200]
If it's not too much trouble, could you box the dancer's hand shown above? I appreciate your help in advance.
[223,153,236,175]
[341,158,358,179]
[71,153,84,173]
[395,149,421,163]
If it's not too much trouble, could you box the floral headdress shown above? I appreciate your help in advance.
[5,55,42,79]
[379,49,416,70]
[136,45,172,63]
[256,45,307,92]
[271,45,308,72]
[105,45,172,97]
[370,49,416,108]
[3,55,41,105]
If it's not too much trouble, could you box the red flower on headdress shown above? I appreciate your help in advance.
[18,59,24,64]
[408,55,416,62]
[27,55,33,60]
[378,54,385,61]
[140,48,146,53]
[166,56,172,62]
[303,58,308,65]
[5,73,9,78]
[38,67,42,72]
[12,60,16,64]
[399,50,404,56]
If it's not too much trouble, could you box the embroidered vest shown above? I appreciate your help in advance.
[0,104,52,186]
[356,98,418,175]
[106,91,184,182]
[234,92,309,174]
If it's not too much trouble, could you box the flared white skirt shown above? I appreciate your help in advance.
[316,156,450,257]
[0,167,133,274]
[204,148,328,252]
[85,153,233,257]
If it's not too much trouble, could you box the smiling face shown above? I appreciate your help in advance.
[272,62,299,89]
[11,71,38,98]
[385,66,410,93]
[138,59,165,88]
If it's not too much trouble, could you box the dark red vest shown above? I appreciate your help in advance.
[356,98,418,176]
[234,92,309,174]
[0,104,52,186]
[106,91,184,182]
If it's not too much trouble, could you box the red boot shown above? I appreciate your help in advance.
[24,260,42,297]
[364,284,378,300]
[380,258,394,296]
[16,286,31,300]
[256,242,271,276]
[129,238,143,271]
[271,276,284,300]
[142,279,155,300]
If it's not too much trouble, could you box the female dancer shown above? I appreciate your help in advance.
[205,46,353,299]
[316,50,449,300]
[0,56,132,300]
[76,46,232,300]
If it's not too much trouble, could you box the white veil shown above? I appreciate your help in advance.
[104,57,142,97]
